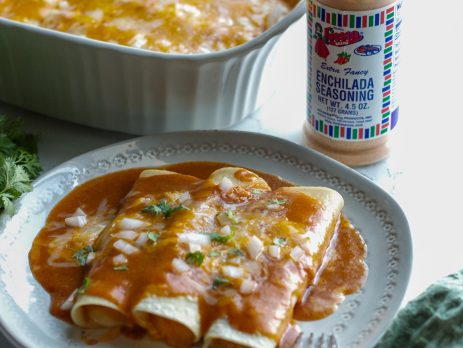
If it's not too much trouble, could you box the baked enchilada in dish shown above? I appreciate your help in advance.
[0,0,297,53]
[29,162,367,347]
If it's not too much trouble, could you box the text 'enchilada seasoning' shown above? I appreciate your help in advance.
[304,0,403,166]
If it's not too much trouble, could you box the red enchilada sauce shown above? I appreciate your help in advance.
[29,161,367,346]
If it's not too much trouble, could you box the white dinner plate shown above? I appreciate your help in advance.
[0,131,411,348]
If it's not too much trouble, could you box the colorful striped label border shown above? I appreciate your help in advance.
[311,3,389,28]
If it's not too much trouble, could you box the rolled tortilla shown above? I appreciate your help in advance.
[204,186,343,348]
[70,169,201,329]
[131,167,272,346]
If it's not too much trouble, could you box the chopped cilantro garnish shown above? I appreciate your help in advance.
[147,231,160,243]
[251,189,263,195]
[209,230,235,244]
[212,277,231,289]
[226,210,239,224]
[185,251,205,266]
[208,250,221,257]
[113,265,128,271]
[73,246,94,266]
[77,277,90,295]
[227,248,244,257]
[269,198,288,205]
[142,199,186,218]
[273,237,287,246]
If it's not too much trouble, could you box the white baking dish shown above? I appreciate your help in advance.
[0,2,304,134]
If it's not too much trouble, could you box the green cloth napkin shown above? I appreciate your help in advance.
[377,269,463,348]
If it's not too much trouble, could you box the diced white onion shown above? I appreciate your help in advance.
[221,265,244,279]
[179,191,191,203]
[290,246,305,262]
[113,239,139,255]
[245,261,261,275]
[300,241,314,254]
[65,215,87,228]
[113,230,138,241]
[240,279,257,294]
[178,233,210,246]
[119,218,145,230]
[247,236,264,260]
[60,289,78,311]
[86,252,95,264]
[219,177,234,192]
[113,254,128,265]
[228,257,242,265]
[302,255,314,269]
[267,204,282,210]
[73,207,86,217]
[172,258,190,273]
[223,288,238,297]
[203,293,218,305]
[269,245,281,259]
[220,225,231,235]
[135,233,149,247]
[189,243,202,252]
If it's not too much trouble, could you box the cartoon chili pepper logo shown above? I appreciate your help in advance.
[314,23,330,60]
[334,52,351,65]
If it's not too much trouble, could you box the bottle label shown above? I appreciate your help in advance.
[307,0,402,141]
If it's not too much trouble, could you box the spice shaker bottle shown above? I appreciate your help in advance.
[304,0,402,166]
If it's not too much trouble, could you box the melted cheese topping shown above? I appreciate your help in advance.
[0,0,295,53]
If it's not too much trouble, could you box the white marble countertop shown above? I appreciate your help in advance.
[1,1,463,346]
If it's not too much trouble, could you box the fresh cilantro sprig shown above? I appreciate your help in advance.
[269,198,288,205]
[273,237,287,246]
[0,115,42,216]
[209,230,235,245]
[227,248,244,257]
[212,277,231,289]
[73,246,94,266]
[147,231,160,243]
[0,157,33,216]
[185,251,204,266]
[77,277,91,295]
[142,199,186,218]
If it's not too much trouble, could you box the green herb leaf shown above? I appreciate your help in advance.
[212,277,231,289]
[0,115,42,216]
[78,277,91,295]
[269,198,288,205]
[273,237,287,246]
[185,251,205,266]
[0,157,33,216]
[147,231,160,243]
[73,246,94,266]
[226,210,239,224]
[142,199,186,218]
[209,230,235,245]
[113,265,128,271]
[0,115,39,154]
[227,248,244,257]
[208,250,221,257]
[9,149,42,179]
[251,189,263,195]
